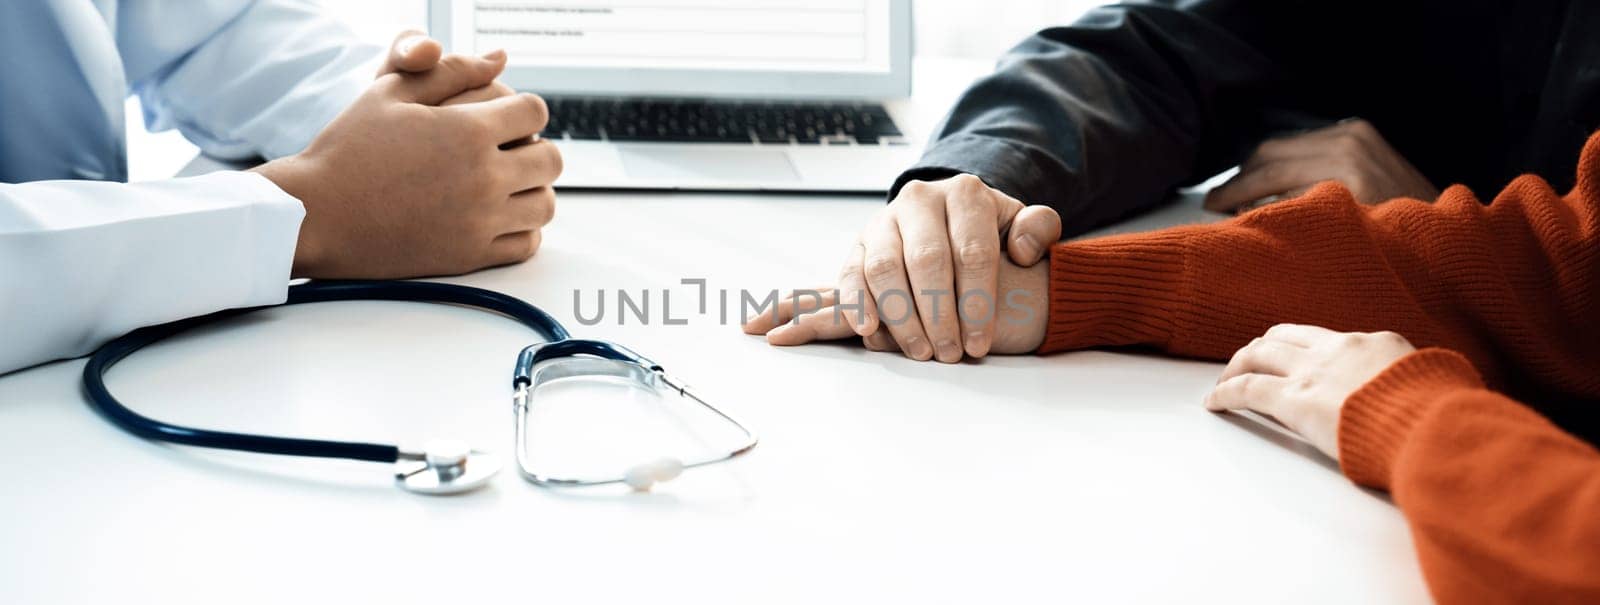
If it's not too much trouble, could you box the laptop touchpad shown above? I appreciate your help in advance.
[618,146,799,183]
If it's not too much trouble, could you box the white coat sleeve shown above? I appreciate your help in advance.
[0,172,303,375]
[117,0,382,161]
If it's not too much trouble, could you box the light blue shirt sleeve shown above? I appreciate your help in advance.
[119,0,382,160]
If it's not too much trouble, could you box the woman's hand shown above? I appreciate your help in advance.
[1205,324,1417,458]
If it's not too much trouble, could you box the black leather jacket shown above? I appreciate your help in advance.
[894,0,1598,234]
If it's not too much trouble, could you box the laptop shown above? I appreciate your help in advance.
[429,0,919,192]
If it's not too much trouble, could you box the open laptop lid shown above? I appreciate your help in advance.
[427,0,911,100]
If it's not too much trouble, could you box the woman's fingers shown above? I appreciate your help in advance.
[1262,323,1339,347]
[1216,337,1307,383]
[1205,373,1290,415]
[766,305,860,346]
[741,288,837,335]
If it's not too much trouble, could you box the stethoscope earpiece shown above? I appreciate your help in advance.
[622,457,686,492]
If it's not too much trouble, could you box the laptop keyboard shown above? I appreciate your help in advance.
[540,97,906,145]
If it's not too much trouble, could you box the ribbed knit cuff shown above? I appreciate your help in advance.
[1338,348,1486,489]
[1037,229,1196,353]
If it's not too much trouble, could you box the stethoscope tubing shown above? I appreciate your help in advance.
[81,280,572,463]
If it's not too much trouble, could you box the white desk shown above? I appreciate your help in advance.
[0,59,1429,604]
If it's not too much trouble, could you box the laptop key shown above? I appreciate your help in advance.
[544,96,901,146]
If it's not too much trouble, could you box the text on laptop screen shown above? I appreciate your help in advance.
[451,0,892,74]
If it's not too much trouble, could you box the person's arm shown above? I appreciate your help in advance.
[116,0,381,160]
[0,35,557,376]
[896,0,1299,231]
[1335,350,1600,603]
[1040,129,1600,396]
[0,173,303,375]
[1204,330,1600,602]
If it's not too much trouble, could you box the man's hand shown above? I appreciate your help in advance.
[1205,324,1417,458]
[832,174,1061,363]
[1204,119,1440,213]
[254,33,560,279]
[742,251,1051,356]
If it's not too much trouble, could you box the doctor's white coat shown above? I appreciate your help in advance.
[0,0,380,374]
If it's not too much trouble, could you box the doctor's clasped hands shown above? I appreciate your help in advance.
[255,32,561,280]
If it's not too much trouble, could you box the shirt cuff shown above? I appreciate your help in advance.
[890,133,1055,204]
[219,171,306,303]
[1337,348,1488,489]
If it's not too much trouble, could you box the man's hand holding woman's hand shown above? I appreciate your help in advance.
[744,173,1060,361]
[255,30,561,279]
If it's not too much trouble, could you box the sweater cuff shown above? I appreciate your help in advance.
[1037,229,1195,353]
[1337,348,1487,489]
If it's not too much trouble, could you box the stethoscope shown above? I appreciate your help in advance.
[82,280,758,495]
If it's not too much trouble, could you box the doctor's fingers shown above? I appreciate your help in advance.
[501,187,557,232]
[494,138,564,192]
[487,230,543,266]
[944,178,1004,359]
[378,30,443,77]
[386,51,508,106]
[861,214,933,361]
[897,196,963,363]
[741,288,838,335]
[451,93,551,148]
[441,81,517,106]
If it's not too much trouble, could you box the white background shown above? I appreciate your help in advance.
[126,0,1103,180]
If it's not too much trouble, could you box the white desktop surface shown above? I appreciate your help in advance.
[0,58,1429,604]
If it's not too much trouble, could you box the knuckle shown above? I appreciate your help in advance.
[953,241,996,274]
[904,245,949,273]
[1334,133,1365,154]
[1343,118,1376,137]
[1292,376,1317,394]
[950,173,987,193]
[457,112,495,144]
[863,254,904,282]
[898,179,931,199]
[1238,374,1265,398]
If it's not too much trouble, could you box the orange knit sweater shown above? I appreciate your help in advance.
[1040,131,1600,603]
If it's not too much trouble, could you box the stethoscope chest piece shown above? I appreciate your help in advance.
[395,439,503,495]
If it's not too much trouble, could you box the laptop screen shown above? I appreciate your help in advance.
[449,0,894,75]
